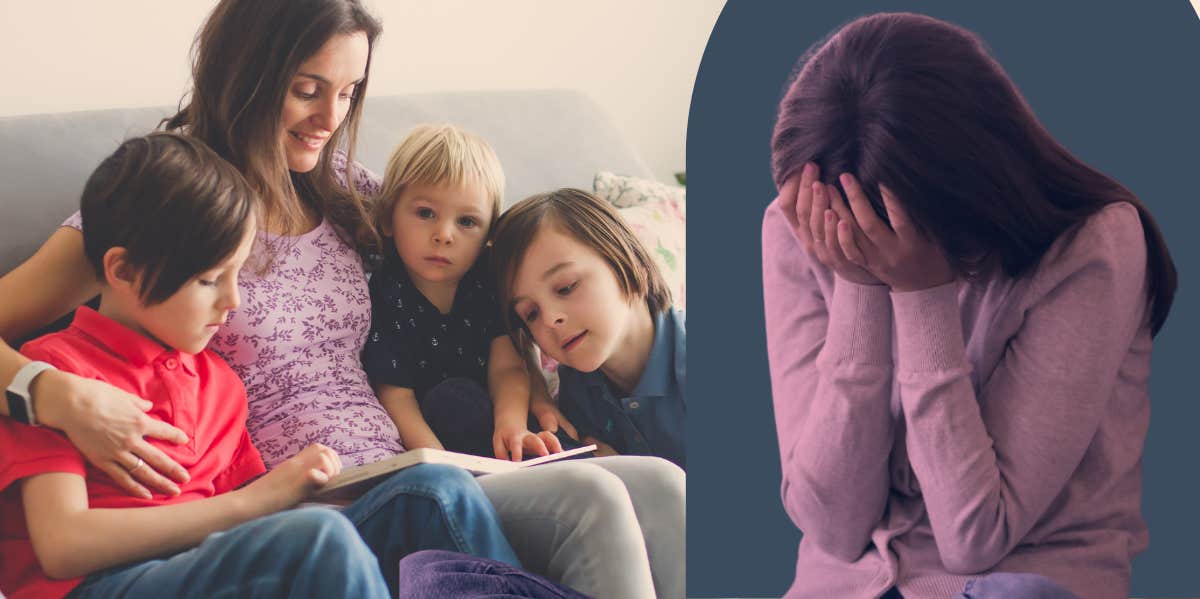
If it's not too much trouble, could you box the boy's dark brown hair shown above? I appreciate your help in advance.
[81,132,256,305]
[490,188,671,357]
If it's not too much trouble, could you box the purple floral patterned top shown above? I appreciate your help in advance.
[62,153,404,468]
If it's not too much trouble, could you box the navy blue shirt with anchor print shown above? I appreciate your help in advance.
[362,246,505,401]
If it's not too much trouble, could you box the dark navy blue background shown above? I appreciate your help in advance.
[687,2,1200,597]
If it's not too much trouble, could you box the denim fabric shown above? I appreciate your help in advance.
[953,572,1082,599]
[397,550,591,599]
[341,463,521,596]
[67,508,389,599]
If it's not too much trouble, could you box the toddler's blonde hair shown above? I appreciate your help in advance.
[375,123,505,233]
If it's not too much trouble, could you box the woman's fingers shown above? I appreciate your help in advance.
[129,441,184,495]
[141,415,189,446]
[838,220,869,266]
[795,163,817,228]
[777,173,802,230]
[101,460,152,499]
[810,181,829,244]
[839,173,893,247]
[879,184,913,236]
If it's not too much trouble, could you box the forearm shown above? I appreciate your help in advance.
[0,341,29,417]
[0,343,74,429]
[376,385,442,450]
[771,279,896,559]
[490,365,530,429]
[25,475,260,579]
[891,271,1138,573]
[763,202,895,561]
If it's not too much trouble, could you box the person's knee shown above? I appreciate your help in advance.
[404,463,490,505]
[634,456,685,503]
[544,463,635,515]
[280,507,365,556]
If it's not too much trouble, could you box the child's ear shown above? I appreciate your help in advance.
[102,247,140,293]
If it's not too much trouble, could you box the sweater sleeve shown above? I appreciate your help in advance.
[891,202,1149,574]
[761,199,897,561]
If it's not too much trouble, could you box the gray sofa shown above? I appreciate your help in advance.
[0,89,653,275]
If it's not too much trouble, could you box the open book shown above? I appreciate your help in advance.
[311,445,597,502]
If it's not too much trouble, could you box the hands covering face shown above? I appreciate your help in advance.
[779,163,955,293]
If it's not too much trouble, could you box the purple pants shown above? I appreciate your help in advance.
[881,573,1082,599]
[397,550,593,599]
[952,573,1082,599]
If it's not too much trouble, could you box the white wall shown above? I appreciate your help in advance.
[0,0,726,184]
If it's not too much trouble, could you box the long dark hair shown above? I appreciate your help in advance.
[771,12,1176,334]
[164,0,382,258]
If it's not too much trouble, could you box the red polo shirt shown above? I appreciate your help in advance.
[0,307,265,599]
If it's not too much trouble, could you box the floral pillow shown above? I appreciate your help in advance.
[538,172,686,399]
[593,170,687,210]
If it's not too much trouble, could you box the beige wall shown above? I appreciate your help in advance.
[0,0,725,184]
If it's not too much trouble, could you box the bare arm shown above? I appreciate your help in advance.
[0,227,100,417]
[1,227,188,495]
[23,443,340,580]
[374,384,444,450]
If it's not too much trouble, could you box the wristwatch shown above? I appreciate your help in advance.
[6,360,56,426]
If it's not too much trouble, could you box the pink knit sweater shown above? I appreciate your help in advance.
[761,200,1152,599]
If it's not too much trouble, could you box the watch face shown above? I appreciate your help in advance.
[7,390,32,425]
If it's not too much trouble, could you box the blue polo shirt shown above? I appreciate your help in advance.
[557,308,686,469]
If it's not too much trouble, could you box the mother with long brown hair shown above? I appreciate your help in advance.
[0,1,682,598]
[763,12,1175,599]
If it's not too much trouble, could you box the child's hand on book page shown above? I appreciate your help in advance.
[581,436,619,458]
[529,400,578,441]
[494,424,563,462]
[240,443,341,514]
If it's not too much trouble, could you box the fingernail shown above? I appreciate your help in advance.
[840,173,851,185]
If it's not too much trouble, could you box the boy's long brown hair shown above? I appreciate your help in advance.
[490,188,672,359]
[163,0,382,260]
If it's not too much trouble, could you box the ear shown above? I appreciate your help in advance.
[102,247,141,295]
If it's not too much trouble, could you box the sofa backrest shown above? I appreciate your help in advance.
[0,89,651,275]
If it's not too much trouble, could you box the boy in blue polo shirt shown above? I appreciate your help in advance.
[490,188,686,469]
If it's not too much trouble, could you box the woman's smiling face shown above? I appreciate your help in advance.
[279,31,369,173]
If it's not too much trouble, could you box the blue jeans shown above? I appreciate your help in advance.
[341,463,521,595]
[68,507,389,599]
[69,464,520,598]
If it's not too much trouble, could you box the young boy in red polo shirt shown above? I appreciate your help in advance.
[0,133,392,599]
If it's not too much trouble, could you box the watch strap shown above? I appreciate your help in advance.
[6,360,56,426]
